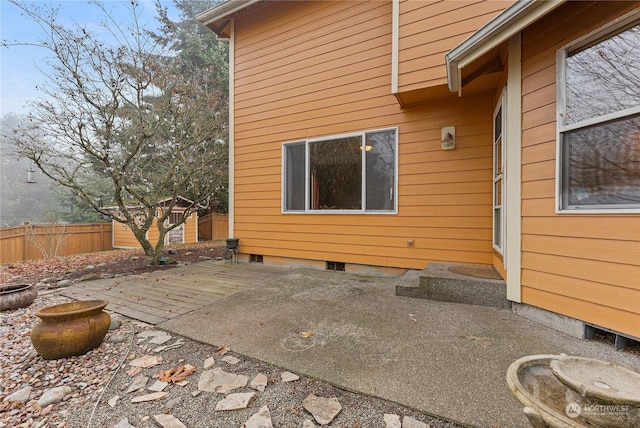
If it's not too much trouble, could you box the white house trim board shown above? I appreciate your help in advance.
[391,0,399,95]
[229,18,235,239]
[505,33,522,303]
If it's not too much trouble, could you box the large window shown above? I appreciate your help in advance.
[557,17,640,212]
[283,128,397,213]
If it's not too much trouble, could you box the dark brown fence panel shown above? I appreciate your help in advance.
[0,223,112,264]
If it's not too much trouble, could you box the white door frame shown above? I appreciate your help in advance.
[505,34,522,303]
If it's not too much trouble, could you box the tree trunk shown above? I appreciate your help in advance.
[130,228,162,265]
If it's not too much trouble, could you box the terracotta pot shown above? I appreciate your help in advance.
[30,300,111,360]
[0,283,37,311]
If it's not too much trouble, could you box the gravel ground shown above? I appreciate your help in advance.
[1,291,463,428]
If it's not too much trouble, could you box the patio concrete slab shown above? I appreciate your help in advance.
[158,268,640,428]
[61,261,290,325]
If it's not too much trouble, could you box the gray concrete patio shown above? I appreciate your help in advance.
[63,261,640,427]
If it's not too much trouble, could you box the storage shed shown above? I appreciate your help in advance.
[110,196,199,249]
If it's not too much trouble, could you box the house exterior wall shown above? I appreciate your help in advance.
[520,1,639,338]
[233,0,497,270]
[397,0,512,94]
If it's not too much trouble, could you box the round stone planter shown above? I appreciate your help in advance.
[0,283,37,311]
[30,300,111,360]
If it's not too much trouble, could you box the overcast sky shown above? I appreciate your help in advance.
[0,0,179,117]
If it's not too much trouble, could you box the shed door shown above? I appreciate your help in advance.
[166,211,185,244]
[493,90,506,255]
[167,224,184,244]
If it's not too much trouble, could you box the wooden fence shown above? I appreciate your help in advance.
[0,223,112,265]
[198,213,228,241]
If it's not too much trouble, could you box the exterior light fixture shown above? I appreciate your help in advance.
[441,126,456,150]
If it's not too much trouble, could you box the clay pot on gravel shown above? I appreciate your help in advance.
[30,300,111,360]
[0,283,37,311]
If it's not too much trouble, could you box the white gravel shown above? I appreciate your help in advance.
[1,292,462,428]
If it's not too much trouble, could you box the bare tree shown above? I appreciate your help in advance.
[2,1,227,264]
[26,212,69,260]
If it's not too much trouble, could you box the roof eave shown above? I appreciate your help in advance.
[196,0,262,36]
[446,0,565,93]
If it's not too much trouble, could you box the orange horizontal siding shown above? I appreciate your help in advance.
[521,160,554,182]
[397,0,512,93]
[113,221,139,248]
[235,1,384,67]
[523,235,640,268]
[522,216,640,242]
[520,1,640,337]
[522,287,639,339]
[522,141,555,164]
[239,222,491,241]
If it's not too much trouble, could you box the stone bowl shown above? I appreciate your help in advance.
[507,354,591,427]
[550,356,640,427]
[0,283,37,311]
[507,354,640,428]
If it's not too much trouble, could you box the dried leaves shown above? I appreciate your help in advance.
[158,365,196,383]
[215,345,230,356]
[0,251,137,284]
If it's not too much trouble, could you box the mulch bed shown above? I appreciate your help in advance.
[0,242,226,286]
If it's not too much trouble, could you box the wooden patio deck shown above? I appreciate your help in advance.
[61,261,289,325]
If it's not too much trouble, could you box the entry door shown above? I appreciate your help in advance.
[493,91,505,254]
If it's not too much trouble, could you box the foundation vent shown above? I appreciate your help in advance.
[249,254,263,263]
[326,261,345,271]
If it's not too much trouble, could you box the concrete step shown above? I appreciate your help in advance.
[395,262,510,309]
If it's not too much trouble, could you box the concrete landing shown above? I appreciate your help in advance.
[396,262,510,309]
[61,261,290,324]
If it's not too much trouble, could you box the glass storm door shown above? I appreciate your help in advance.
[493,91,505,254]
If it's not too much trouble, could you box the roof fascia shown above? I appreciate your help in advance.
[196,0,262,36]
[446,0,565,93]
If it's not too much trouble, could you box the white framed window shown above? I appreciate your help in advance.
[168,212,182,225]
[556,14,640,213]
[282,128,398,213]
[493,89,506,254]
